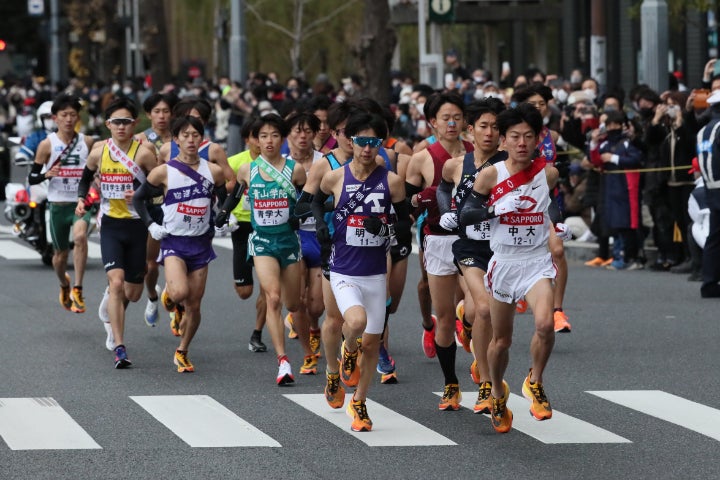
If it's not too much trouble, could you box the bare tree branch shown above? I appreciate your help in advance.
[304,0,360,33]
[245,1,295,38]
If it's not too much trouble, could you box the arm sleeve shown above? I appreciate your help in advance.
[405,181,422,200]
[28,162,46,185]
[214,184,228,205]
[217,181,247,215]
[294,190,315,219]
[458,191,494,226]
[392,200,412,245]
[132,181,164,226]
[310,190,330,226]
[436,179,454,214]
[77,166,97,199]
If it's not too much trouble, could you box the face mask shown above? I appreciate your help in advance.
[111,83,120,93]
[570,75,582,84]
[42,118,56,132]
[473,76,485,84]
[208,91,219,100]
[603,105,617,112]
[639,107,654,118]
[485,92,504,101]
[543,115,550,125]
[554,89,568,104]
[415,103,425,114]
[473,88,485,100]
[583,88,596,101]
[122,87,133,95]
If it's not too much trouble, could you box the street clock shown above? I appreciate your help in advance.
[429,0,454,23]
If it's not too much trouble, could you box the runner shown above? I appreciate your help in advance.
[75,97,157,368]
[29,93,95,314]
[458,103,560,433]
[133,115,226,372]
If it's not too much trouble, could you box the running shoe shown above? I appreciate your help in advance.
[277,359,295,386]
[339,340,360,387]
[377,344,398,384]
[70,286,85,313]
[516,298,528,314]
[144,285,161,327]
[248,330,267,352]
[490,379,512,433]
[174,349,195,373]
[160,286,175,312]
[300,354,318,375]
[309,328,322,358]
[422,314,437,358]
[469,359,481,384]
[324,372,345,409]
[458,322,472,353]
[584,256,606,267]
[438,383,462,411]
[347,396,372,432]
[600,257,615,267]
[98,286,110,324]
[59,273,72,311]
[553,310,572,333]
[473,381,493,414]
[113,345,132,369]
[103,322,115,351]
[284,312,298,339]
[170,305,184,337]
[522,369,552,420]
[455,299,465,322]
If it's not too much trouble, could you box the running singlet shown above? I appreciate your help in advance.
[99,140,142,219]
[46,132,89,203]
[537,126,556,164]
[248,157,297,235]
[423,140,474,235]
[162,160,214,237]
[489,160,550,256]
[292,150,324,232]
[227,150,253,223]
[455,151,507,241]
[330,164,392,276]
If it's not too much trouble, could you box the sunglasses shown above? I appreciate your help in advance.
[107,117,135,126]
[351,136,383,148]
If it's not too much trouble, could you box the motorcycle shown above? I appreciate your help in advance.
[4,135,100,266]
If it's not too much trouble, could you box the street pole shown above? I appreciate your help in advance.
[229,0,246,83]
[49,0,61,86]
[133,0,143,79]
[641,0,668,92]
[590,0,606,88]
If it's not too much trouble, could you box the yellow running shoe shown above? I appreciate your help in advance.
[160,286,175,312]
[324,372,345,409]
[174,349,194,373]
[347,396,372,432]
[59,273,72,311]
[284,312,298,339]
[474,381,493,414]
[491,380,513,433]
[339,340,360,387]
[300,354,318,375]
[170,305,184,337]
[470,359,481,384]
[70,286,85,313]
[438,383,462,411]
[522,369,552,420]
[309,329,321,357]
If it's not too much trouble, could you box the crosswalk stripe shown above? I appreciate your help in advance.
[284,393,456,446]
[434,391,631,444]
[0,240,46,260]
[588,390,720,442]
[130,395,281,447]
[0,398,101,450]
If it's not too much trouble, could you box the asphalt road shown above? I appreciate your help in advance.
[1,210,719,479]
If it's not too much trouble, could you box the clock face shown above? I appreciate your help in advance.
[431,0,452,15]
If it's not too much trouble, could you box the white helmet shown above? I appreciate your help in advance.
[36,101,56,131]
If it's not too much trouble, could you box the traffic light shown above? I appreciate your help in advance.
[0,39,6,51]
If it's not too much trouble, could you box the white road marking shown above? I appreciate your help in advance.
[0,397,101,450]
[130,395,280,447]
[0,240,45,259]
[434,391,631,444]
[588,390,720,442]
[284,393,456,446]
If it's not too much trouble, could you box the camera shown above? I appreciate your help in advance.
[665,105,680,117]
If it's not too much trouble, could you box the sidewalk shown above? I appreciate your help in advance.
[564,239,659,264]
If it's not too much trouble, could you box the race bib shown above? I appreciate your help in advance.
[466,220,491,241]
[53,167,82,192]
[100,172,134,199]
[253,197,290,226]
[345,214,385,247]
[496,212,545,246]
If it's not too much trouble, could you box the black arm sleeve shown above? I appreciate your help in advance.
[310,190,330,225]
[133,181,164,226]
[28,163,46,185]
[218,181,247,214]
[548,194,563,224]
[458,191,494,227]
[392,200,412,245]
[405,181,422,200]
[436,179,454,215]
[294,190,315,219]
[214,184,228,205]
[77,166,97,199]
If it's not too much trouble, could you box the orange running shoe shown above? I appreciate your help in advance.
[490,380,513,433]
[347,396,372,432]
[285,312,298,339]
[422,315,437,358]
[516,298,528,314]
[59,273,72,311]
[584,256,605,267]
[339,340,360,387]
[438,383,462,411]
[600,257,614,267]
[553,310,572,333]
[174,349,194,373]
[324,372,345,409]
[470,359,481,384]
[522,369,552,420]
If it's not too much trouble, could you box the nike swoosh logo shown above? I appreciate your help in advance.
[531,185,541,190]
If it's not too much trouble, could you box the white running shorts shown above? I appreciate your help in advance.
[330,272,387,335]
[423,234,459,276]
[484,252,556,304]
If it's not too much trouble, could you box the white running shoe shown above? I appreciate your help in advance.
[144,285,161,327]
[276,359,295,386]
[98,286,109,323]
[104,322,115,351]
